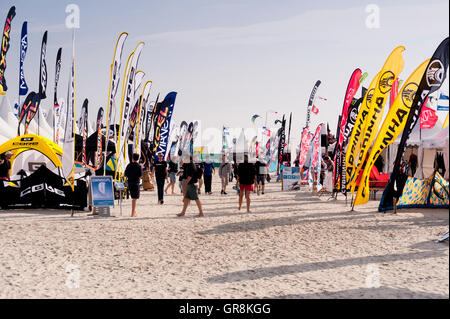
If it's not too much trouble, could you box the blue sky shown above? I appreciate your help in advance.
[1,0,449,151]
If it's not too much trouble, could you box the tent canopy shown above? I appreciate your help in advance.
[0,134,63,168]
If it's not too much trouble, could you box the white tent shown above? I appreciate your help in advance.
[385,114,449,179]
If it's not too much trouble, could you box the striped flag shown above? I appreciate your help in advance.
[437,93,449,111]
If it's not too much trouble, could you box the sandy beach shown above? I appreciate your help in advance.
[0,175,448,299]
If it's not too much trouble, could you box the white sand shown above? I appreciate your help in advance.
[0,175,448,299]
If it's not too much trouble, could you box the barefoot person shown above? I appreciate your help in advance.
[237,154,257,212]
[165,157,178,195]
[177,156,204,217]
[124,153,143,217]
[218,155,231,195]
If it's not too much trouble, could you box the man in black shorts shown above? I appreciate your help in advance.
[177,156,204,217]
[255,157,268,195]
[125,153,143,217]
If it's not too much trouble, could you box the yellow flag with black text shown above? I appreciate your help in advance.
[349,46,405,197]
[346,72,380,191]
[353,58,430,206]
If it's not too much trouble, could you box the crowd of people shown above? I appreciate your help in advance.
[124,152,271,217]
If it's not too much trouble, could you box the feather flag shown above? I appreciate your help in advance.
[153,92,177,161]
[103,32,128,174]
[308,123,323,187]
[420,104,439,129]
[346,72,380,190]
[95,107,104,169]
[333,68,362,192]
[116,42,144,179]
[306,81,321,127]
[53,48,62,143]
[354,59,430,206]
[38,31,48,99]
[349,46,405,196]
[62,31,76,190]
[0,6,15,95]
[79,99,88,165]
[134,80,152,154]
[16,21,28,117]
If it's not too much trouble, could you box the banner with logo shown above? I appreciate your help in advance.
[116,42,144,178]
[346,72,380,190]
[308,124,323,187]
[177,121,188,157]
[349,46,405,195]
[153,92,177,160]
[134,80,152,154]
[79,99,88,165]
[19,21,28,97]
[333,68,362,191]
[39,31,48,99]
[102,32,128,173]
[95,107,104,169]
[354,59,430,206]
[282,167,301,191]
[306,81,321,128]
[0,6,15,95]
[420,104,439,129]
[62,32,76,190]
[380,38,449,208]
[298,127,314,168]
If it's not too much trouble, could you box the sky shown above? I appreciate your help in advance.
[1,0,449,153]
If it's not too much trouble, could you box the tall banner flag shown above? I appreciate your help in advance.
[103,32,128,175]
[354,59,430,206]
[17,91,37,135]
[95,107,104,169]
[277,115,286,166]
[340,95,364,194]
[298,127,314,168]
[62,31,76,190]
[0,6,15,95]
[306,81,321,128]
[116,42,144,179]
[79,99,88,165]
[177,121,188,157]
[308,123,323,187]
[333,68,362,192]
[380,39,449,209]
[24,93,42,134]
[346,72,380,189]
[39,31,48,99]
[53,48,62,143]
[134,80,152,153]
[349,46,405,196]
[17,21,28,117]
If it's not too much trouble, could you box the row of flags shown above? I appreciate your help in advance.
[0,6,179,187]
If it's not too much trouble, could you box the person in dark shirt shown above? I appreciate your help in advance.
[0,151,13,181]
[196,161,204,194]
[202,157,215,194]
[165,157,178,195]
[255,157,268,195]
[152,152,168,204]
[237,154,257,212]
[124,153,143,217]
[177,156,204,217]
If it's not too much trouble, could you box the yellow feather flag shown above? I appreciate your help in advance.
[346,72,380,191]
[443,113,449,129]
[349,46,405,196]
[353,58,430,206]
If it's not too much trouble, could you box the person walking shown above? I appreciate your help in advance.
[255,157,268,195]
[202,156,214,194]
[196,161,204,194]
[237,154,257,212]
[177,156,204,217]
[165,157,178,195]
[152,152,168,204]
[124,153,143,217]
[218,155,231,195]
